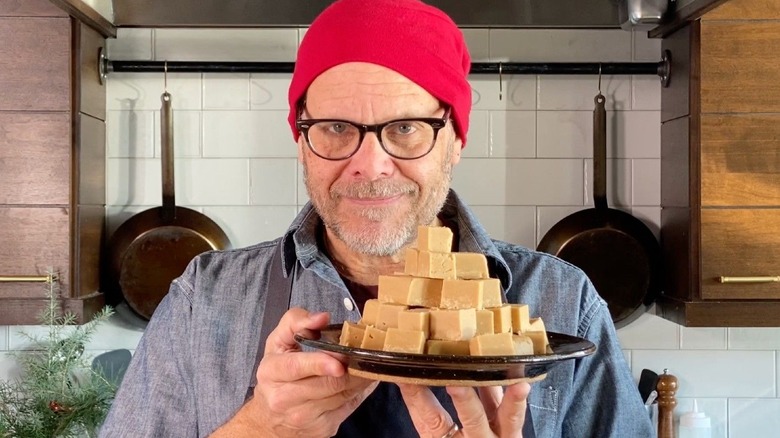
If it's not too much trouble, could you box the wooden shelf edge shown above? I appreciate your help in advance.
[648,0,730,38]
[656,295,780,327]
[0,292,105,325]
[49,0,116,38]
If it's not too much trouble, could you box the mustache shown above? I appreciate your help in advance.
[331,180,417,199]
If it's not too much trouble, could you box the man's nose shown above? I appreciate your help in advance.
[344,131,395,179]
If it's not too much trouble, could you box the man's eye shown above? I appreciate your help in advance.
[329,123,348,134]
[392,123,416,135]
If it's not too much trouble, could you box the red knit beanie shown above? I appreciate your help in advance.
[287,0,472,146]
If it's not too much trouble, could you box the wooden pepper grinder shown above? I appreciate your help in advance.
[657,368,678,438]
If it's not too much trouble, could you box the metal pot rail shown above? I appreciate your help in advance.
[98,49,672,87]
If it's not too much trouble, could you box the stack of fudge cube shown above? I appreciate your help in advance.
[338,226,550,356]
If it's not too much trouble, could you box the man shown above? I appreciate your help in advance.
[100,0,653,437]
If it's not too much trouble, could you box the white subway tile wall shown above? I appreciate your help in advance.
[681,327,728,350]
[1,27,776,437]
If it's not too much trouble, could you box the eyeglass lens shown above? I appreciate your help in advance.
[306,120,437,159]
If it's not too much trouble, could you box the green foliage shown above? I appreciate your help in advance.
[0,279,116,438]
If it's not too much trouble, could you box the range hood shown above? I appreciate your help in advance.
[112,0,632,29]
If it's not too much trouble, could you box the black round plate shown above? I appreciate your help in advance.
[295,324,596,386]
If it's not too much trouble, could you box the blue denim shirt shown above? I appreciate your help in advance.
[100,191,653,438]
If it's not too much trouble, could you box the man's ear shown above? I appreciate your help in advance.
[450,136,463,165]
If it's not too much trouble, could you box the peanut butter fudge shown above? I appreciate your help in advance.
[452,252,489,279]
[339,321,366,348]
[338,225,550,358]
[384,328,426,354]
[430,308,477,341]
[397,308,431,339]
[378,275,442,308]
[425,339,470,355]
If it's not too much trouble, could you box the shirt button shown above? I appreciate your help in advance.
[343,297,355,311]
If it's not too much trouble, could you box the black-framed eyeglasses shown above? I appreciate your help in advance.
[295,107,452,161]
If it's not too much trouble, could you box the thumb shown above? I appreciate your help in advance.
[265,308,331,355]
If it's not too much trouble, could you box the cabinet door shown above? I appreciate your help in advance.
[0,112,71,205]
[0,207,70,299]
[701,114,780,207]
[701,208,780,299]
[0,16,70,111]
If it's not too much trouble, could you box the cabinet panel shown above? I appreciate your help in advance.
[701,208,780,299]
[659,2,780,327]
[661,207,699,300]
[0,0,67,16]
[661,116,696,208]
[0,7,106,325]
[661,23,698,122]
[73,205,103,298]
[701,21,780,113]
[0,17,71,111]
[0,112,71,205]
[0,207,70,299]
[704,0,780,20]
[77,113,106,205]
[77,23,106,121]
[701,114,780,206]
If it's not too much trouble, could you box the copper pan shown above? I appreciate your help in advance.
[105,90,231,320]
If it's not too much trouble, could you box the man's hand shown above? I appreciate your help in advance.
[211,308,377,437]
[399,382,531,438]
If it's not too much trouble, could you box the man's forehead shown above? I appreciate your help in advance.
[305,63,439,113]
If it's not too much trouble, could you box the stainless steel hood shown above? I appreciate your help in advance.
[112,0,627,29]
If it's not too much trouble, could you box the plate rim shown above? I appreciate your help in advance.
[294,323,596,366]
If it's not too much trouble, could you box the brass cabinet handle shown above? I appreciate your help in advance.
[719,276,780,284]
[0,274,57,283]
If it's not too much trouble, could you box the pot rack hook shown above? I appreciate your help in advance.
[498,62,503,101]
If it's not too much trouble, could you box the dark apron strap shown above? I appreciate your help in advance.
[245,240,295,400]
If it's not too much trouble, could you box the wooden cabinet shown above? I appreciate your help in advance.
[657,0,780,326]
[0,1,107,324]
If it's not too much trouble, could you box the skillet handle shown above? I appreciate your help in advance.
[161,91,175,222]
[593,93,607,210]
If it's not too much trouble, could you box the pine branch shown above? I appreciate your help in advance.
[0,276,118,437]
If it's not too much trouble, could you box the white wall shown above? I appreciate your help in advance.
[2,27,779,437]
[81,0,113,21]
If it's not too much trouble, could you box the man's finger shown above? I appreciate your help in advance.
[398,384,455,437]
[273,373,375,406]
[494,382,531,438]
[260,351,345,382]
[477,386,504,423]
[265,308,331,354]
[446,386,493,436]
[318,380,380,423]
[267,375,377,418]
[285,381,378,438]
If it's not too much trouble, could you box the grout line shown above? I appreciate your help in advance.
[151,29,156,61]
[247,159,253,205]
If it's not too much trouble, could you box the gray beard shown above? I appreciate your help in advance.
[303,147,453,257]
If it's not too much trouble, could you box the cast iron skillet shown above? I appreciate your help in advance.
[537,93,661,328]
[105,91,231,320]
